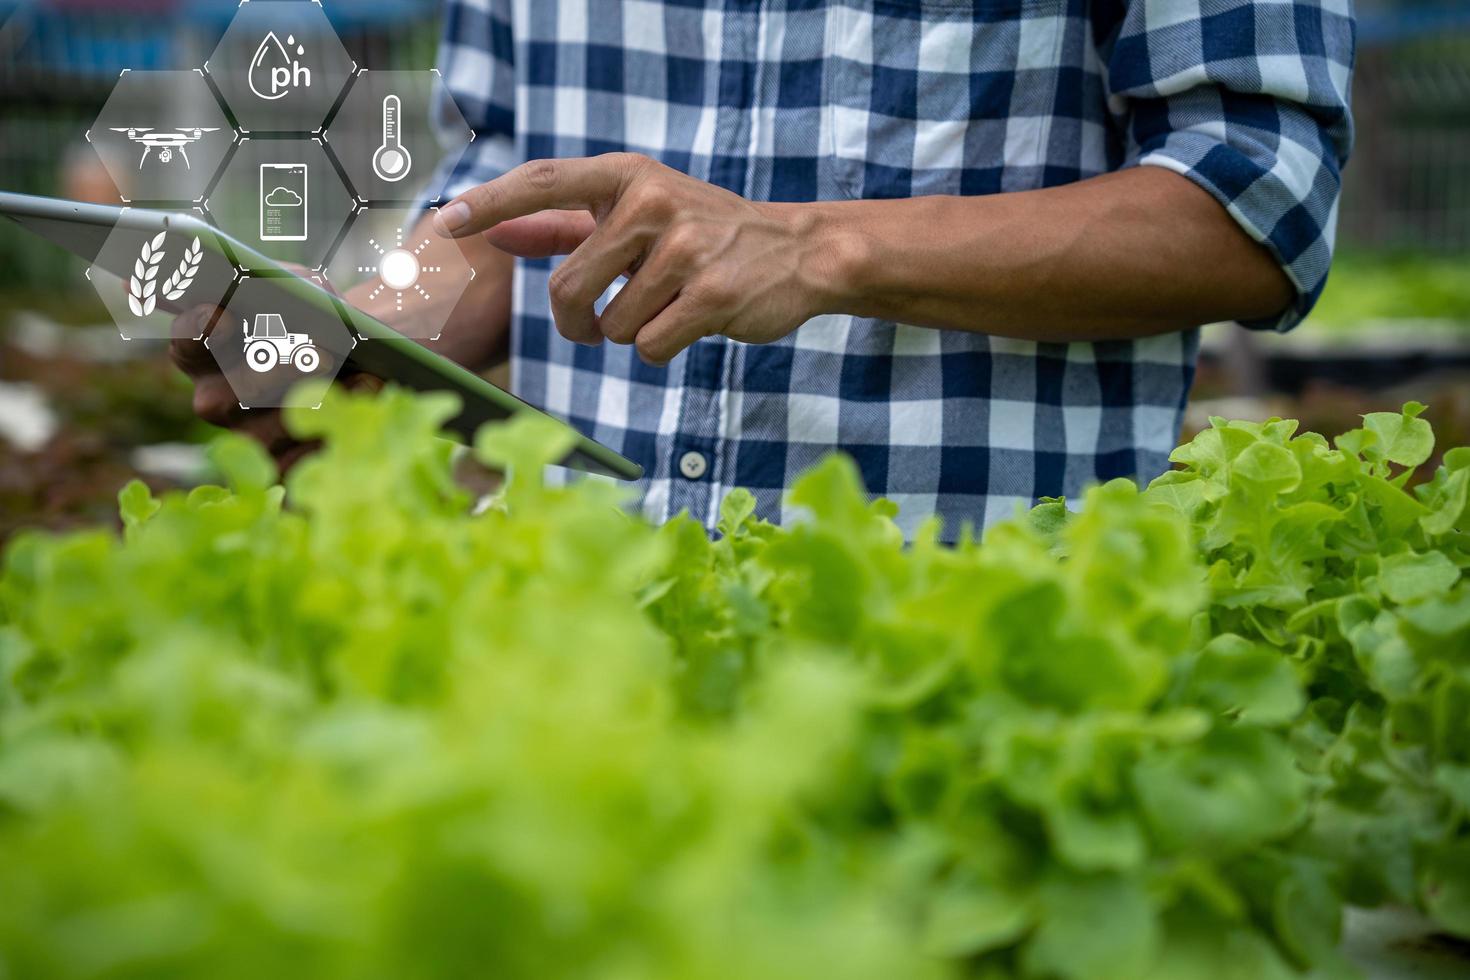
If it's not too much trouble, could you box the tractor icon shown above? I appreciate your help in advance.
[244,313,320,373]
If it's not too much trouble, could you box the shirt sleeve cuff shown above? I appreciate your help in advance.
[1135,131,1336,334]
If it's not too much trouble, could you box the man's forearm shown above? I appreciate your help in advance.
[801,167,1295,343]
[434,154,1296,363]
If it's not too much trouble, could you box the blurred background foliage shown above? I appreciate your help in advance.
[0,0,1467,540]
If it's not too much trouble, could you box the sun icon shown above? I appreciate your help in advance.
[358,227,443,312]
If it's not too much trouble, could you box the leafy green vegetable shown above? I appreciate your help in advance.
[0,387,1466,979]
[1140,405,1470,948]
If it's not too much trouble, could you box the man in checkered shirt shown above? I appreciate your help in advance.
[185,0,1356,539]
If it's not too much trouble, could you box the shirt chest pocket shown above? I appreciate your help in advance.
[823,0,1069,200]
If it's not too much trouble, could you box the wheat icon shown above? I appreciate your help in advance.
[163,237,203,302]
[127,233,203,317]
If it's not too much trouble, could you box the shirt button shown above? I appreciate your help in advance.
[678,451,708,480]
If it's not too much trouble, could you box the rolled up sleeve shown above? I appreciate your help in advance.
[431,0,520,203]
[1099,0,1356,331]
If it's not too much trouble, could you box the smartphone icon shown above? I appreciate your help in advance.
[259,163,308,242]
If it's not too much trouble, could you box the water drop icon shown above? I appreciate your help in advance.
[249,32,291,101]
[248,31,312,101]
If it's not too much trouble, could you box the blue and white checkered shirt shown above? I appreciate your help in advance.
[435,0,1354,539]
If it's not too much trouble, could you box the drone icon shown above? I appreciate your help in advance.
[109,127,222,170]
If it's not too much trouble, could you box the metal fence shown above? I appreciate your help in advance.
[1343,8,1470,252]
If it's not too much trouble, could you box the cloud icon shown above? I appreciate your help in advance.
[264,186,303,207]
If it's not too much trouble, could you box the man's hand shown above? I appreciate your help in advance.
[434,153,847,365]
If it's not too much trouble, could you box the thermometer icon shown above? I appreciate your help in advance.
[372,94,413,183]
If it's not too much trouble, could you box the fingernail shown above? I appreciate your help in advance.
[434,202,471,236]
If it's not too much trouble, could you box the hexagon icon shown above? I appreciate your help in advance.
[208,137,354,272]
[206,275,355,409]
[207,0,354,134]
[324,69,473,204]
[87,70,235,203]
[86,210,238,341]
[324,207,475,341]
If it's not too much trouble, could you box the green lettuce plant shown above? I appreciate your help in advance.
[1143,404,1470,940]
[0,387,1465,979]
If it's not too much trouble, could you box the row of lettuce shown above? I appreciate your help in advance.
[0,388,1466,979]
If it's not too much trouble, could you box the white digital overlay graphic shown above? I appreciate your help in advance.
[88,70,233,203]
[324,69,473,203]
[371,94,413,183]
[208,3,353,133]
[259,163,308,242]
[249,31,312,101]
[357,226,442,314]
[206,276,356,407]
[80,2,476,398]
[87,218,236,341]
[109,126,223,171]
[244,313,321,374]
[127,232,204,318]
